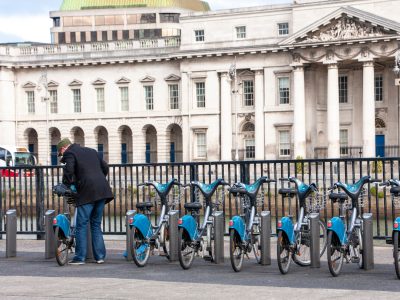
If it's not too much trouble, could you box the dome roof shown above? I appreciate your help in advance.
[60,0,210,11]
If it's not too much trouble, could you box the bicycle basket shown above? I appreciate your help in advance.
[305,192,326,213]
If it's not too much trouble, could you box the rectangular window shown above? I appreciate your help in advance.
[340,129,349,156]
[243,80,254,106]
[236,26,246,39]
[278,23,289,35]
[196,132,207,158]
[96,88,105,112]
[245,139,255,159]
[140,13,156,24]
[338,75,348,103]
[278,77,290,104]
[160,13,179,23]
[49,90,58,114]
[145,86,154,110]
[72,89,81,113]
[196,82,206,108]
[194,30,204,42]
[120,87,129,111]
[26,91,35,114]
[375,74,383,102]
[279,130,291,157]
[169,84,179,110]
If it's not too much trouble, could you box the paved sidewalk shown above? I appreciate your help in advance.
[0,239,399,299]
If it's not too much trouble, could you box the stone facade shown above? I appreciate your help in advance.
[1,0,400,165]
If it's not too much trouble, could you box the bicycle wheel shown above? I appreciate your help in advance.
[130,226,150,267]
[161,223,170,260]
[54,227,69,266]
[252,225,261,264]
[394,231,400,279]
[277,231,291,274]
[327,231,344,277]
[293,226,311,267]
[319,220,328,257]
[178,228,195,270]
[356,227,364,269]
[230,230,244,272]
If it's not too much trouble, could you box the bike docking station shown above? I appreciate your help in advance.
[5,209,17,258]
[213,210,224,264]
[260,211,271,265]
[362,213,374,270]
[310,212,321,268]
[45,210,56,259]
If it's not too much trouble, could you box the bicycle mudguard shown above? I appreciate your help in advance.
[131,213,152,239]
[393,217,400,231]
[277,217,295,244]
[53,214,71,239]
[178,215,198,241]
[229,216,246,242]
[327,217,347,245]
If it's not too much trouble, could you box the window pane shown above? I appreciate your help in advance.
[145,86,154,110]
[245,139,255,159]
[49,90,58,114]
[120,87,129,111]
[375,74,383,101]
[340,129,348,155]
[243,80,254,106]
[96,88,105,112]
[338,75,348,103]
[236,26,246,39]
[169,84,179,109]
[196,82,205,107]
[73,89,81,113]
[279,130,291,156]
[279,77,290,104]
[196,133,206,158]
[26,91,35,114]
[194,30,204,42]
[278,23,289,35]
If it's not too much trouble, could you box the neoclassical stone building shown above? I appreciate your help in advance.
[0,0,400,165]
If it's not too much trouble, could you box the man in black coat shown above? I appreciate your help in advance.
[57,138,114,265]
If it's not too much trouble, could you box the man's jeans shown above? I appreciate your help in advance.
[73,200,106,262]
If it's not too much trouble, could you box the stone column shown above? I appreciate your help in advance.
[254,69,265,160]
[362,60,375,157]
[0,68,16,145]
[181,72,191,162]
[327,63,340,158]
[293,65,306,158]
[220,72,232,161]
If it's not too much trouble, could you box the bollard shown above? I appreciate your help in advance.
[125,210,136,261]
[213,211,224,264]
[260,211,271,265]
[44,210,56,259]
[362,213,374,270]
[309,213,320,268]
[5,209,17,258]
[168,210,179,262]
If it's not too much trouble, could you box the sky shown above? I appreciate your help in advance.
[0,0,290,43]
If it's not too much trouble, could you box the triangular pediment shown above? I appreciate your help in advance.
[22,81,36,89]
[140,76,155,83]
[115,77,131,84]
[92,78,106,85]
[164,74,181,81]
[281,6,400,46]
[68,79,82,87]
[47,80,59,88]
[238,70,254,77]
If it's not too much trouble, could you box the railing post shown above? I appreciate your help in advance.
[310,212,320,268]
[190,164,197,202]
[168,210,179,261]
[35,168,45,240]
[260,211,271,265]
[125,210,136,261]
[213,211,224,264]
[5,209,17,258]
[44,210,56,259]
[362,213,374,270]
[240,163,250,184]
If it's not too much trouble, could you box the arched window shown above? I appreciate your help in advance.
[242,122,255,132]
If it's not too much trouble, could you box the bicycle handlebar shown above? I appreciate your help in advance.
[370,179,381,184]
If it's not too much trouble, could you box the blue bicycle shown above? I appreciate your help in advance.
[178,178,229,270]
[129,179,181,267]
[326,176,379,276]
[380,179,400,279]
[228,176,275,272]
[52,183,78,266]
[277,177,327,274]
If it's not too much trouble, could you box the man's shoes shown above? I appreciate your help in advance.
[96,259,105,264]
[68,259,85,265]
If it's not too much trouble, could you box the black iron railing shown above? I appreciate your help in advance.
[0,157,399,239]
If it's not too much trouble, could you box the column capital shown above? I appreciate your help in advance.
[327,63,338,69]
[362,60,374,68]
[253,69,264,76]
[292,65,304,72]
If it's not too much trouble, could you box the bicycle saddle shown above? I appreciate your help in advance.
[140,179,178,198]
[335,176,370,200]
[191,178,227,199]
[290,178,317,201]
[136,202,154,209]
[184,202,203,211]
[278,188,297,198]
[233,177,272,199]
[329,192,348,203]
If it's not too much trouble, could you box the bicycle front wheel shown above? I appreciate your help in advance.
[178,228,195,270]
[130,226,150,267]
[229,230,244,272]
[293,226,311,267]
[327,231,344,277]
[54,227,69,266]
[277,231,291,274]
[394,231,400,279]
[319,220,328,257]
[161,223,170,260]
